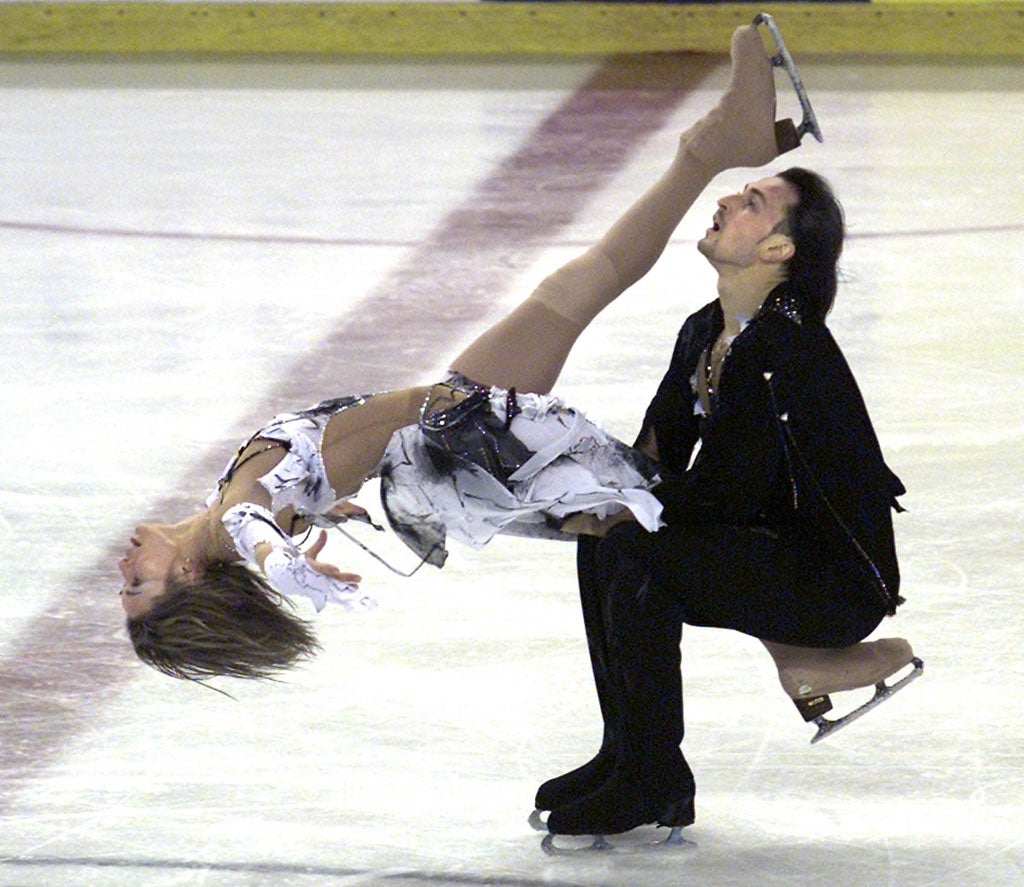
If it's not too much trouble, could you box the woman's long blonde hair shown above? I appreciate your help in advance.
[126,561,320,681]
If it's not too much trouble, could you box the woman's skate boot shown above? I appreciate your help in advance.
[681,24,803,179]
[763,638,925,743]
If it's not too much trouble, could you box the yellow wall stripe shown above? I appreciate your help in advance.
[0,2,1022,57]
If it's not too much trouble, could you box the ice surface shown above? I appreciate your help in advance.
[1,55,1022,886]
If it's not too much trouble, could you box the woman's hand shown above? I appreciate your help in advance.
[248,521,374,612]
[304,531,362,584]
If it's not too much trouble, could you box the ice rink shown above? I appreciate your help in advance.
[1,44,1022,887]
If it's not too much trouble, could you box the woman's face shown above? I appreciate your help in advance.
[118,523,182,618]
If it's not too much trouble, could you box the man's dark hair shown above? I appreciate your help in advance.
[776,167,845,322]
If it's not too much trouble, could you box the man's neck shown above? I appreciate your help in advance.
[716,276,780,335]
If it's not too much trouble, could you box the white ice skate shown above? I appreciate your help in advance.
[764,638,924,744]
[753,13,824,144]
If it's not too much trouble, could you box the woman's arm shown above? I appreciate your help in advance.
[226,503,372,612]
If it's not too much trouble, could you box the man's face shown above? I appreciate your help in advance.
[697,175,798,270]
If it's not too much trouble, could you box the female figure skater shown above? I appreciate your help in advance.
[121,25,806,683]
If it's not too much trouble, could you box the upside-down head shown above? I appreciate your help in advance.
[125,561,321,681]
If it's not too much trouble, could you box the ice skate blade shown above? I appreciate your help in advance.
[809,657,924,744]
[540,828,696,856]
[528,808,547,832]
[541,833,612,856]
[753,13,824,144]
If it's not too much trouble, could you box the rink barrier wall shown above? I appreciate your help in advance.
[0,2,1022,56]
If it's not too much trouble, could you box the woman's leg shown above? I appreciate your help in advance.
[450,25,792,395]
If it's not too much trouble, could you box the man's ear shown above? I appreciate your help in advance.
[758,234,795,265]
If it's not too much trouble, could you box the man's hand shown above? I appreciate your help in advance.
[560,509,637,537]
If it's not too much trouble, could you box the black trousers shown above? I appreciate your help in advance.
[638,520,887,648]
[580,520,887,780]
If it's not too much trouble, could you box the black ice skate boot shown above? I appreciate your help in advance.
[532,536,618,826]
[544,525,696,848]
[545,749,696,839]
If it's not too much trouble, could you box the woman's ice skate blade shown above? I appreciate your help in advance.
[753,13,824,144]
